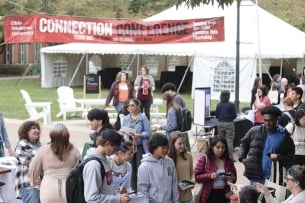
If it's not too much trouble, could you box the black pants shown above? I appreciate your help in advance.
[139,99,152,120]
[130,144,145,191]
[206,189,228,203]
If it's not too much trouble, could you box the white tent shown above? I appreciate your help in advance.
[40,0,305,102]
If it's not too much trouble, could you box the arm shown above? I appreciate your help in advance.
[164,109,178,132]
[0,114,13,156]
[276,133,295,168]
[137,164,150,199]
[140,114,150,139]
[238,128,253,162]
[29,146,44,186]
[15,140,35,165]
[171,163,179,203]
[148,76,155,92]
[134,76,141,91]
[194,155,213,183]
[105,82,116,106]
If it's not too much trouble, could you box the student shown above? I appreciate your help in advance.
[29,123,81,203]
[83,129,130,203]
[168,131,193,203]
[160,93,179,138]
[194,135,237,203]
[161,82,185,108]
[137,133,179,203]
[215,90,237,156]
[238,105,295,185]
[110,140,134,194]
[14,121,41,203]
[87,108,113,147]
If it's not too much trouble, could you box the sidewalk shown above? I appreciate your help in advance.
[4,118,248,185]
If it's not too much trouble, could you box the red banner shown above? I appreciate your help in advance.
[4,14,224,44]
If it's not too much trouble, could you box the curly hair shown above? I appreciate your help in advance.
[261,105,282,118]
[18,121,40,141]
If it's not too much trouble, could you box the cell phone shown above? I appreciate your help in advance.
[218,172,232,176]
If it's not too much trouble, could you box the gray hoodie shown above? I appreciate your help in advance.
[83,148,120,203]
[137,153,179,203]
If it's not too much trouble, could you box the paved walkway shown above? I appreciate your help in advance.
[3,117,248,186]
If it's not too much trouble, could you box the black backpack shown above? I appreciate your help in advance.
[66,156,105,203]
[176,107,192,131]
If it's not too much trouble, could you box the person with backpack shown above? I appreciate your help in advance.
[83,129,130,203]
[161,82,185,108]
[160,93,179,138]
[285,109,305,165]
[87,108,113,148]
[215,90,237,156]
[29,123,81,203]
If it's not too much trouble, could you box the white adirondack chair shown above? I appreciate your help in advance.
[56,86,85,120]
[20,89,51,125]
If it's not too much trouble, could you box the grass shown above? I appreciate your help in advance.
[0,77,250,120]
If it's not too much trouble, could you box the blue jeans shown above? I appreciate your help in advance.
[115,101,125,113]
[20,187,40,203]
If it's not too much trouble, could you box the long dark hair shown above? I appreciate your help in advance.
[206,135,229,160]
[163,93,179,115]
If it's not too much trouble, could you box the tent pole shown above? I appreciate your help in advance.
[177,55,194,93]
[69,53,86,87]
[235,0,241,113]
[136,53,140,75]
[280,58,283,77]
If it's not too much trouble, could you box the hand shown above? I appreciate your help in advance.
[270,153,278,160]
[7,148,14,156]
[210,172,218,179]
[120,193,130,203]
[253,182,271,196]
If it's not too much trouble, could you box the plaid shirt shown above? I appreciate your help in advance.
[14,139,41,198]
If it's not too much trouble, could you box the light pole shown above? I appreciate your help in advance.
[235,0,241,113]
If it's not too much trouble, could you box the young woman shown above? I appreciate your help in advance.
[160,93,179,138]
[253,85,271,125]
[121,98,150,191]
[134,66,155,120]
[14,121,42,203]
[286,109,305,165]
[194,135,237,203]
[137,133,179,203]
[168,131,193,203]
[29,123,81,203]
[110,140,134,194]
[250,77,262,108]
[105,71,134,113]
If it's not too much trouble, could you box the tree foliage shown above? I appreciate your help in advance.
[176,0,235,9]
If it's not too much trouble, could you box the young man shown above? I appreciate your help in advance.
[137,133,179,203]
[83,129,130,203]
[289,87,305,110]
[161,82,185,108]
[238,106,295,185]
[87,108,112,147]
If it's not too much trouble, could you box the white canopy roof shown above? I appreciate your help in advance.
[41,0,305,59]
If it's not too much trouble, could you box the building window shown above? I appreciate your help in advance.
[34,43,41,64]
[5,44,12,64]
[145,55,158,76]
[53,56,67,78]
[167,56,181,71]
[88,55,101,74]
[213,61,235,92]
[20,43,27,64]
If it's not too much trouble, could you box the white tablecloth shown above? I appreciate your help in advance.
[0,157,22,203]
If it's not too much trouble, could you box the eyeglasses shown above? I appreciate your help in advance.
[128,104,135,107]
[284,177,295,182]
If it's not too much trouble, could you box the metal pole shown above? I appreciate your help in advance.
[235,0,241,113]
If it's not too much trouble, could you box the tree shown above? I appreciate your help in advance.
[176,0,235,8]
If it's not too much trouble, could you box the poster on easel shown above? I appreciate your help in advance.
[83,74,101,98]
[193,87,211,126]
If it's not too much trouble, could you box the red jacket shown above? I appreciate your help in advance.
[194,155,237,203]
[105,81,134,106]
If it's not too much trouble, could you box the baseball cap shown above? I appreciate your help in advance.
[101,129,126,152]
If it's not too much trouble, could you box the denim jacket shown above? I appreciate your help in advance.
[122,113,150,153]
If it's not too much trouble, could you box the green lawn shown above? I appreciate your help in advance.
[0,77,249,120]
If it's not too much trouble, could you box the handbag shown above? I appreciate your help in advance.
[193,155,207,203]
[269,84,279,104]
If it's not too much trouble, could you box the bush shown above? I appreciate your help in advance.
[0,64,41,76]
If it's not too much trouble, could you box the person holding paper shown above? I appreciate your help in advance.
[110,140,134,193]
